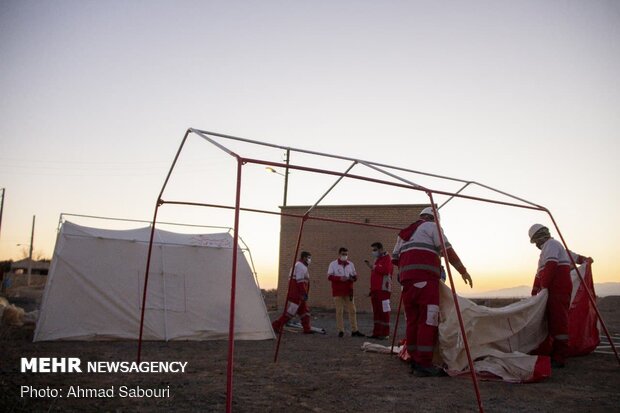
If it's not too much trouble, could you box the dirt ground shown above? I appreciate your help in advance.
[1,296,619,413]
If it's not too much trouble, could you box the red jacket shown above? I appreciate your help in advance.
[289,260,310,301]
[370,253,393,292]
[327,259,357,297]
[532,239,586,296]
[532,261,572,296]
[393,219,466,282]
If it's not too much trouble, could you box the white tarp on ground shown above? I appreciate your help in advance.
[34,221,275,341]
[439,284,548,382]
[438,263,592,382]
[366,264,595,382]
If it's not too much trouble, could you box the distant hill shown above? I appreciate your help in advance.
[462,285,531,299]
[595,283,620,298]
[463,282,620,299]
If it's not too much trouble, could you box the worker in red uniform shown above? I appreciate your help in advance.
[364,242,393,339]
[393,207,473,377]
[528,224,592,368]
[272,251,314,334]
[328,247,364,337]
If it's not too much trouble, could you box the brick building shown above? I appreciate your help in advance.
[277,204,428,312]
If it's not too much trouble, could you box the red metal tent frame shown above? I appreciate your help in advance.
[138,128,619,413]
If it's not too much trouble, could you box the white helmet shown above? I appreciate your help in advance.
[419,206,438,219]
[528,224,549,243]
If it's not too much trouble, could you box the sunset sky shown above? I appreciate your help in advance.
[1,1,618,294]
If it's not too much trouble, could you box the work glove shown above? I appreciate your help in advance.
[302,293,308,301]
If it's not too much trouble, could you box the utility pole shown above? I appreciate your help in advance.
[266,151,291,207]
[27,215,35,286]
[283,149,290,207]
[0,188,5,243]
[0,188,4,292]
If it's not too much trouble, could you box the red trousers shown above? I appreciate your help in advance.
[546,290,570,363]
[272,297,311,333]
[370,291,391,337]
[534,266,571,364]
[402,277,440,368]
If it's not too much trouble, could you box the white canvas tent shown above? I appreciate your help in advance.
[34,221,275,341]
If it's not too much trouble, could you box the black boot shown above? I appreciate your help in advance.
[412,365,447,377]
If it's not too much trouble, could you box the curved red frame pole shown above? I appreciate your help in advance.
[390,291,404,354]
[138,129,191,362]
[137,201,161,362]
[546,211,620,365]
[430,193,484,413]
[225,158,244,413]
[273,215,308,363]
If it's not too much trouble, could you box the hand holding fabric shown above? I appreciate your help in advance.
[531,276,541,296]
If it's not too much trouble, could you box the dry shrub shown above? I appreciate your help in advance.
[2,304,25,327]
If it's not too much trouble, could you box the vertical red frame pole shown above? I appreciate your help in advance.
[225,158,244,413]
[429,193,484,413]
[546,211,620,365]
[273,215,308,363]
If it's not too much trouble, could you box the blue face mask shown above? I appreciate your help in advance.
[371,251,380,257]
